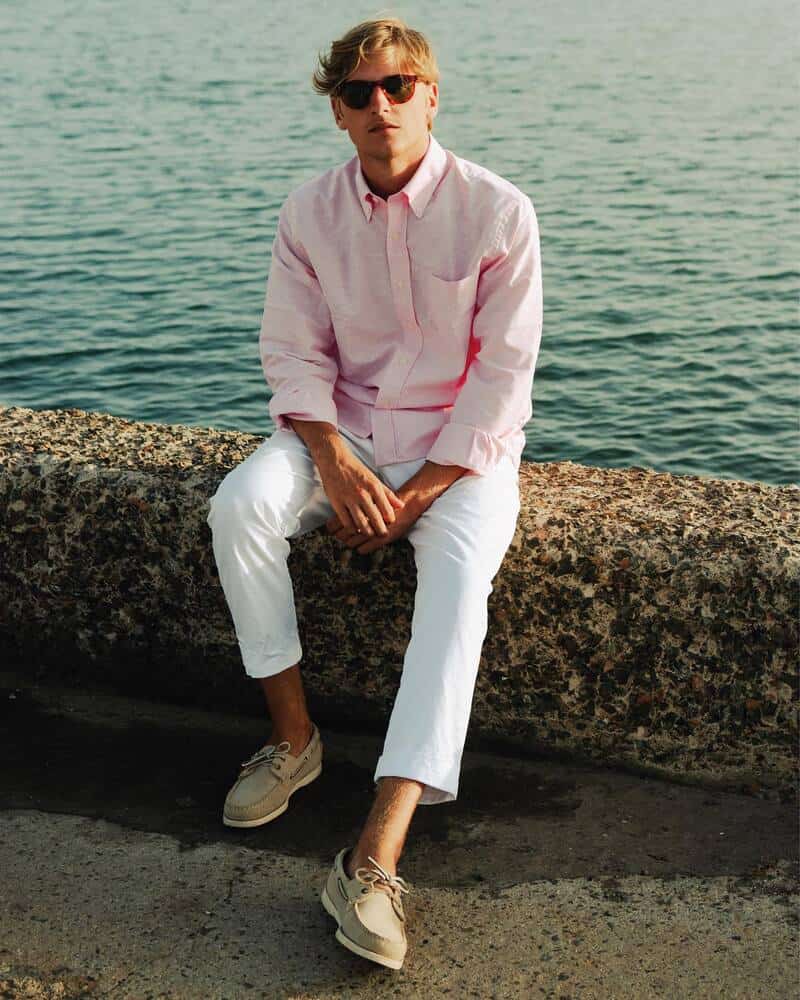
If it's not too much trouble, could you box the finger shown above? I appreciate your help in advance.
[347,502,374,536]
[353,510,398,549]
[361,513,403,552]
[339,527,371,549]
[333,503,357,534]
[339,524,366,544]
[357,534,385,554]
[363,493,389,535]
[374,487,400,526]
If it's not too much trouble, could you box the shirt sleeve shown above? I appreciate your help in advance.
[259,196,339,431]
[425,196,543,475]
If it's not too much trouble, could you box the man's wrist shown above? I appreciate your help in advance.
[398,460,469,511]
[285,417,347,470]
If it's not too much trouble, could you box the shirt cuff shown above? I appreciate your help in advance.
[425,422,506,476]
[269,385,338,431]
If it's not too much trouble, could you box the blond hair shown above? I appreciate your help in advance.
[312,15,439,130]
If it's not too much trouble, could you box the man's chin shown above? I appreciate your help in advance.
[357,139,402,161]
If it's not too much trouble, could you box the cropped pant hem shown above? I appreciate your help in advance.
[374,750,460,806]
[239,638,303,679]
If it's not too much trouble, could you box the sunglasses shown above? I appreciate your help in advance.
[336,74,420,110]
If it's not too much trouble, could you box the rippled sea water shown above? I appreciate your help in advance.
[2,0,797,484]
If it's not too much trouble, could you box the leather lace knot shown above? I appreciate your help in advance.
[354,855,411,919]
[239,741,291,775]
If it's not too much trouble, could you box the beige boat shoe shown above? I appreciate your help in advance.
[320,846,412,970]
[222,723,322,828]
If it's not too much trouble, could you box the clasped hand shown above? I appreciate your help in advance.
[321,455,423,554]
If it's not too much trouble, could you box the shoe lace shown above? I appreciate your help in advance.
[239,740,291,774]
[354,855,411,912]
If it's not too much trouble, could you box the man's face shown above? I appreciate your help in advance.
[330,48,438,161]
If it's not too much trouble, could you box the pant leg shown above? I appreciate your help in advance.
[206,425,375,679]
[372,453,521,805]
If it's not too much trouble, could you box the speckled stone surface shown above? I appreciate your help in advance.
[1,405,797,796]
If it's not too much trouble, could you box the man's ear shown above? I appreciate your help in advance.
[423,82,438,131]
[428,82,439,120]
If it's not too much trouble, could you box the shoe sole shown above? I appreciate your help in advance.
[222,760,322,828]
[320,885,405,970]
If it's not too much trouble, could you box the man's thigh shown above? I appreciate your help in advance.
[210,424,405,539]
[406,454,521,578]
[208,427,328,538]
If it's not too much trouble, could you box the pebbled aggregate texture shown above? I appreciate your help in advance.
[0,404,797,798]
[0,810,797,1000]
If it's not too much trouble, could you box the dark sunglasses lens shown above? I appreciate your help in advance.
[340,82,371,109]
[339,75,415,109]
[383,75,414,100]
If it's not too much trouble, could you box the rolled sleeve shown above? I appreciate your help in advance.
[259,196,339,431]
[426,197,543,475]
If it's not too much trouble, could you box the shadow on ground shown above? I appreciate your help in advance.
[1,677,796,894]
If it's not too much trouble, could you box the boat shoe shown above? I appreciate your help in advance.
[320,846,412,970]
[222,724,322,828]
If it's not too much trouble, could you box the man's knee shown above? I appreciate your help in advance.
[207,458,293,537]
[414,525,515,587]
[413,549,495,614]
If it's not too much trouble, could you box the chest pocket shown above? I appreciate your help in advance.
[413,267,479,348]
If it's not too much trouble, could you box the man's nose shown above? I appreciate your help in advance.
[368,83,392,112]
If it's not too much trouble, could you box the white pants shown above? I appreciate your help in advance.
[206,424,521,805]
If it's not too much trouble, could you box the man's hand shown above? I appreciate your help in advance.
[291,415,471,551]
[326,487,423,553]
[316,446,406,542]
[325,460,470,554]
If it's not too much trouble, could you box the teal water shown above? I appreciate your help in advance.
[2,1,798,484]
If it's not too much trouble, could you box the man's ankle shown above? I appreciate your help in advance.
[346,847,397,879]
[268,722,313,754]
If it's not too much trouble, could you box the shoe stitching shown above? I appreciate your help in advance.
[238,732,317,780]
[226,736,318,815]
[345,854,411,923]
[288,749,315,780]
[327,854,409,952]
[331,892,406,950]
[228,770,318,813]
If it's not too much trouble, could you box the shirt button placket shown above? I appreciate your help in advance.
[383,193,419,463]
[390,194,417,378]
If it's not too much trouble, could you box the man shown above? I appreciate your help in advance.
[206,17,542,970]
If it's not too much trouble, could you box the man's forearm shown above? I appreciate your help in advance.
[397,460,469,511]
[286,417,347,472]
[287,417,468,507]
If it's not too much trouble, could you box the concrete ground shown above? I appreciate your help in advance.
[0,677,797,1000]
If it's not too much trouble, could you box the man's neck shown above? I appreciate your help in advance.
[359,134,430,201]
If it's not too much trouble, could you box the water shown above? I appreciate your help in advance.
[2,0,797,485]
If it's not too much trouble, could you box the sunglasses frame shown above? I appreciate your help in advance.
[336,74,420,110]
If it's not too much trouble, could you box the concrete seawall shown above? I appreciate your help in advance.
[1,404,797,798]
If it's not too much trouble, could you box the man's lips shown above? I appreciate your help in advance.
[370,124,398,132]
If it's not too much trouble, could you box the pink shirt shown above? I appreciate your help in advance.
[259,132,543,476]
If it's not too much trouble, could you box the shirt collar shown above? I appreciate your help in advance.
[353,133,447,222]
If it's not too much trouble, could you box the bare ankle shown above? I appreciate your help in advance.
[347,846,397,879]
[268,721,313,754]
